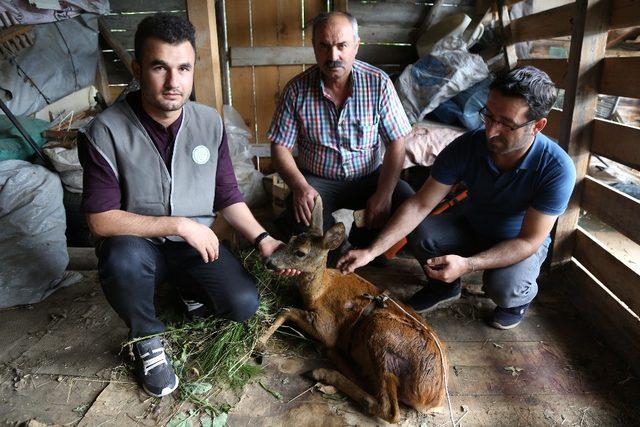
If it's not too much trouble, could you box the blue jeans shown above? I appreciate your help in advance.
[407,209,548,308]
[97,236,259,338]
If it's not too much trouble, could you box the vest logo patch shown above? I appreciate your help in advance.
[192,145,210,165]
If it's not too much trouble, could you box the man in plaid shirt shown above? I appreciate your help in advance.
[268,11,414,262]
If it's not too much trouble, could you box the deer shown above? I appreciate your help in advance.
[256,196,448,424]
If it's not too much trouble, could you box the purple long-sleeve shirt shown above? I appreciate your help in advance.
[78,91,244,214]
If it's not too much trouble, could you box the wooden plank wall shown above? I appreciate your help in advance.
[225,0,475,145]
[100,0,187,100]
[505,0,640,375]
[225,0,324,145]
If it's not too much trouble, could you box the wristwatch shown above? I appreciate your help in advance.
[254,231,270,250]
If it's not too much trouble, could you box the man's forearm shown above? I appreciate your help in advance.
[271,143,307,190]
[368,196,430,256]
[86,210,183,238]
[376,138,405,195]
[467,238,540,272]
[219,202,266,243]
[368,176,453,257]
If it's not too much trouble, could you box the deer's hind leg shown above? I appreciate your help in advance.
[376,371,401,423]
[309,368,379,417]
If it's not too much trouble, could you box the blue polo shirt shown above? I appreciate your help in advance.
[431,129,576,246]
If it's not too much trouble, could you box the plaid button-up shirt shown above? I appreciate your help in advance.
[267,60,411,180]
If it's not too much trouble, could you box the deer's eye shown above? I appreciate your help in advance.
[294,250,306,258]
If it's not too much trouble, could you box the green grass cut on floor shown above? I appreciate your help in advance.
[126,249,302,415]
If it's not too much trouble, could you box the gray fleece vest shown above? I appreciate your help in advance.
[82,99,222,240]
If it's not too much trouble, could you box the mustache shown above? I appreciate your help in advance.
[325,60,345,69]
[163,90,183,96]
[488,136,506,145]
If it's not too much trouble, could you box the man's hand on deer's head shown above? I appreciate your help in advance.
[259,235,301,277]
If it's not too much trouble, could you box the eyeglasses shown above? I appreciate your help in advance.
[479,106,536,132]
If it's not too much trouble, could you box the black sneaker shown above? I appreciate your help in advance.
[406,282,462,314]
[491,303,530,330]
[133,336,179,397]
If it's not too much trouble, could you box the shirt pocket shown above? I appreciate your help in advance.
[349,119,379,151]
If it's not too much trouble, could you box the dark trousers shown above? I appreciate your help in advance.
[407,209,548,308]
[97,236,259,338]
[288,170,415,248]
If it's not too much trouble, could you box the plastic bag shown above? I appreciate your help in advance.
[222,105,266,207]
[396,38,490,124]
[0,160,79,308]
[43,144,83,193]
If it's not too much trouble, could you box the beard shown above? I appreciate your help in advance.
[487,133,531,155]
[153,91,187,112]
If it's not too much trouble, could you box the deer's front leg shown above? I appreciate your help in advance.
[256,307,324,353]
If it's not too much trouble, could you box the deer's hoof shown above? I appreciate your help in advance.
[252,343,267,364]
[302,368,323,382]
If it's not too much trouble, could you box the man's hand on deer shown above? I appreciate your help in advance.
[364,190,392,229]
[259,237,301,277]
[336,248,376,274]
[424,255,472,283]
[292,182,320,227]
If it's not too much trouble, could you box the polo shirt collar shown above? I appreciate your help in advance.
[517,133,544,170]
[478,129,543,172]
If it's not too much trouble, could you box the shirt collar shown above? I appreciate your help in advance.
[516,133,545,170]
[318,60,359,98]
[478,129,543,171]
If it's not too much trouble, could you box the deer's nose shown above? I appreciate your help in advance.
[264,258,278,271]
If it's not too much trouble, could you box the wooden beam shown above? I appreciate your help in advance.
[517,58,568,88]
[98,17,133,75]
[582,175,640,246]
[507,3,575,44]
[574,226,640,315]
[498,1,517,69]
[599,57,640,99]
[186,0,224,113]
[333,0,348,12]
[230,45,417,68]
[544,108,563,141]
[551,0,610,268]
[610,0,640,30]
[359,25,414,44]
[109,0,185,13]
[591,118,640,171]
[564,259,640,377]
[94,52,113,105]
[231,46,315,66]
[415,0,445,42]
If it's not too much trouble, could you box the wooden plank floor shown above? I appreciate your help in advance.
[1,255,639,425]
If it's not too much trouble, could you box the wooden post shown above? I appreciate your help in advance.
[334,0,348,12]
[98,18,133,75]
[186,0,224,113]
[415,0,445,42]
[94,52,113,105]
[550,0,611,267]
[498,1,517,70]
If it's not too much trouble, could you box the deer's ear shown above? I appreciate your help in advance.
[310,195,323,236]
[322,222,345,250]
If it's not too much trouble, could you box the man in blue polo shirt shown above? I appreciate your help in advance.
[337,66,576,329]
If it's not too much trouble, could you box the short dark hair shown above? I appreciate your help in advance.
[489,66,558,121]
[134,13,196,62]
[311,11,359,45]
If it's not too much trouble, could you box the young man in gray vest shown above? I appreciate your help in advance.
[78,13,295,398]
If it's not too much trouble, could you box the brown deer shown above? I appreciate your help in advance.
[257,196,448,423]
